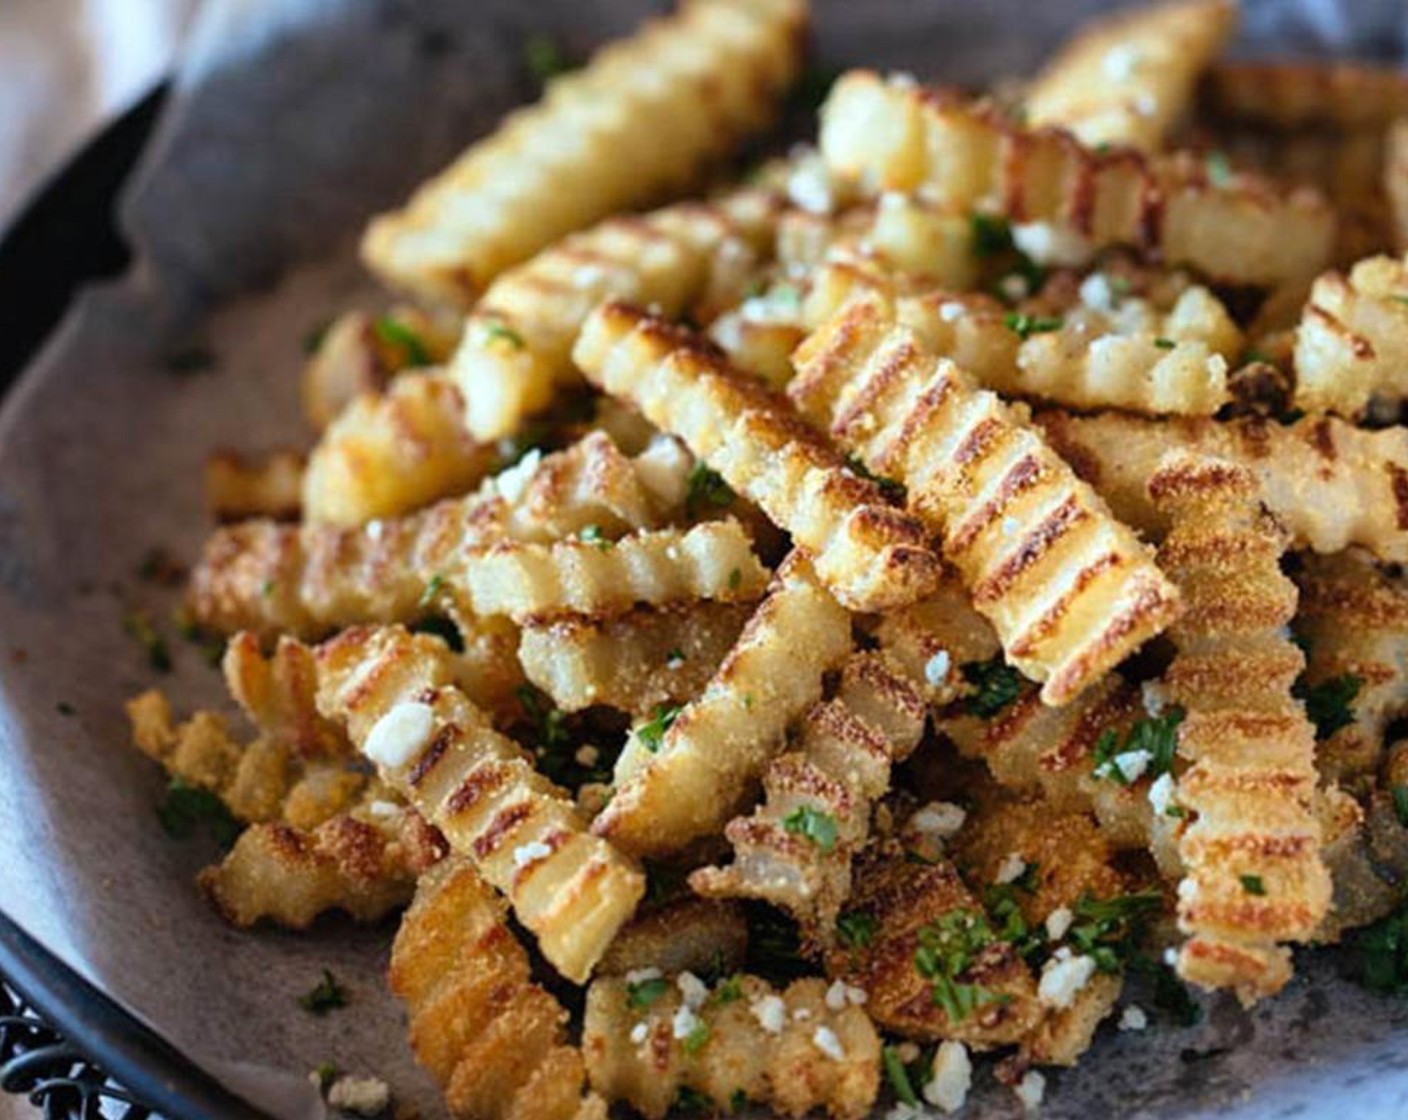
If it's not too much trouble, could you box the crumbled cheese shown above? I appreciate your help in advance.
[666,652,686,671]
[924,651,952,687]
[364,702,436,770]
[788,158,836,215]
[575,745,599,767]
[573,262,608,288]
[886,1105,924,1120]
[366,799,399,818]
[792,1006,812,1021]
[751,994,786,1034]
[995,853,1028,884]
[1141,679,1167,716]
[922,1041,972,1114]
[1148,772,1177,817]
[513,840,553,869]
[1001,515,1021,537]
[366,519,384,542]
[1000,274,1030,303]
[1164,947,1179,967]
[1110,748,1153,783]
[625,967,662,985]
[672,1004,703,1041]
[1177,878,1199,901]
[1103,44,1144,81]
[825,980,850,1011]
[845,984,867,1005]
[495,449,542,504]
[1014,1070,1047,1111]
[812,1026,846,1061]
[1078,272,1117,313]
[1039,952,1097,1009]
[1012,221,1095,268]
[1119,1004,1149,1032]
[1045,906,1074,941]
[888,71,919,89]
[910,801,966,840]
[630,1021,650,1044]
[1134,92,1158,117]
[677,971,709,1010]
[326,1075,391,1117]
[937,300,966,322]
[633,437,693,508]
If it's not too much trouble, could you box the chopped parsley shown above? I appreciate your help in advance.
[637,703,683,752]
[298,970,348,1015]
[1393,786,1408,829]
[789,65,842,112]
[882,1044,919,1107]
[481,321,525,350]
[781,805,839,853]
[837,910,878,950]
[983,878,1047,962]
[1066,889,1162,973]
[685,464,735,517]
[712,975,744,1004]
[524,35,574,83]
[579,524,612,550]
[913,910,1009,1022]
[1293,674,1361,740]
[626,976,669,1008]
[843,454,906,503]
[302,318,332,355]
[681,1020,711,1056]
[313,1062,339,1092]
[960,656,1023,718]
[515,685,570,755]
[372,315,431,366]
[1003,312,1064,340]
[971,214,1015,259]
[1091,708,1185,785]
[1154,337,1176,350]
[122,609,172,673]
[409,615,465,653]
[728,567,743,591]
[157,776,242,849]
[665,647,686,665]
[1353,897,1408,994]
[730,1089,749,1113]
[418,573,446,608]
[1240,874,1266,896]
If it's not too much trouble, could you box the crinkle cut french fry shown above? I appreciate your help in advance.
[453,189,783,441]
[222,633,346,758]
[199,802,446,929]
[792,298,1180,706]
[303,372,498,526]
[1200,60,1408,132]
[1293,254,1408,417]
[1036,409,1408,563]
[593,553,852,858]
[873,573,1002,706]
[819,71,1335,286]
[1025,0,1237,152]
[205,450,304,523]
[518,600,755,715]
[188,433,664,640]
[574,302,941,610]
[314,625,643,982]
[596,897,749,978]
[583,973,879,1120]
[463,520,769,624]
[390,858,605,1120]
[1148,454,1331,1005]
[361,0,805,307]
[690,651,925,946]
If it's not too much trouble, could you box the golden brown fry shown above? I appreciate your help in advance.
[597,897,750,978]
[222,633,346,758]
[188,433,664,639]
[691,651,926,946]
[463,520,769,623]
[1026,0,1237,152]
[1200,61,1408,132]
[518,600,755,714]
[199,801,446,929]
[1037,410,1408,562]
[583,973,880,1120]
[362,0,804,307]
[390,858,606,1120]
[1293,254,1408,417]
[453,189,782,440]
[1293,551,1408,785]
[314,625,644,982]
[874,573,1002,706]
[820,72,1335,286]
[1148,454,1330,1004]
[792,297,1180,706]
[1387,120,1408,253]
[593,553,852,857]
[205,450,304,522]
[303,372,498,526]
[575,302,941,610]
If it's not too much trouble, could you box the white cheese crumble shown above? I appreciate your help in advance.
[633,436,693,509]
[666,651,686,671]
[1141,679,1167,716]
[1012,221,1095,268]
[937,300,966,322]
[910,801,966,840]
[366,799,399,819]
[922,1040,972,1114]
[793,1007,812,1021]
[788,158,837,215]
[1078,272,1117,313]
[751,994,786,1034]
[672,1005,702,1041]
[326,1075,391,1116]
[494,449,542,504]
[812,1026,846,1061]
[1164,947,1179,967]
[1104,748,1152,783]
[825,980,850,1011]
[364,702,436,770]
[1134,92,1158,117]
[886,1105,924,1120]
[1038,952,1097,1009]
[575,745,599,767]
[1044,906,1074,941]
[366,519,384,542]
[1148,772,1177,817]
[995,853,1028,884]
[1103,44,1144,81]
[1119,1004,1149,1032]
[1001,515,1021,537]
[513,840,553,869]
[888,71,919,89]
[924,651,952,688]
[630,1021,650,1044]
[677,971,709,1010]
[1014,1070,1047,1110]
[625,967,662,985]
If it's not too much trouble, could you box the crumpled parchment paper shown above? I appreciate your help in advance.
[0,1,1405,1116]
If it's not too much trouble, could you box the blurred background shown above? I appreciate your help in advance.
[0,0,195,234]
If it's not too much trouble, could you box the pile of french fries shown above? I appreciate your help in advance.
[128,0,1408,1114]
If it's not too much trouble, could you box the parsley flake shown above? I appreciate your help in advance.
[728,567,743,591]
[298,970,348,1015]
[685,464,735,517]
[1066,889,1162,973]
[1240,874,1266,896]
[713,975,744,1004]
[372,316,431,366]
[409,615,465,653]
[1294,674,1361,740]
[122,609,172,673]
[843,453,906,502]
[837,910,878,950]
[782,805,839,853]
[1393,786,1408,828]
[1003,312,1064,340]
[157,776,242,849]
[579,524,613,550]
[418,573,446,608]
[1092,708,1185,784]
[913,910,1009,1022]
[971,214,1015,258]
[961,656,1023,718]
[682,1020,711,1056]
[637,704,682,752]
[626,977,668,1008]
[1353,897,1408,993]
[481,321,525,350]
[882,1044,919,1107]
[524,35,573,83]
[1154,337,1176,350]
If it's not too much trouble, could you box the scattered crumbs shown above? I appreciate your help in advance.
[298,969,349,1016]
[1014,1069,1046,1111]
[1119,1004,1149,1032]
[56,701,76,717]
[326,1074,391,1117]
[995,853,1028,884]
[122,609,172,673]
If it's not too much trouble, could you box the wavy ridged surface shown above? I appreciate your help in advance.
[362,0,804,307]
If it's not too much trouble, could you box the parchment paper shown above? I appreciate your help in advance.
[0,1,1406,1117]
